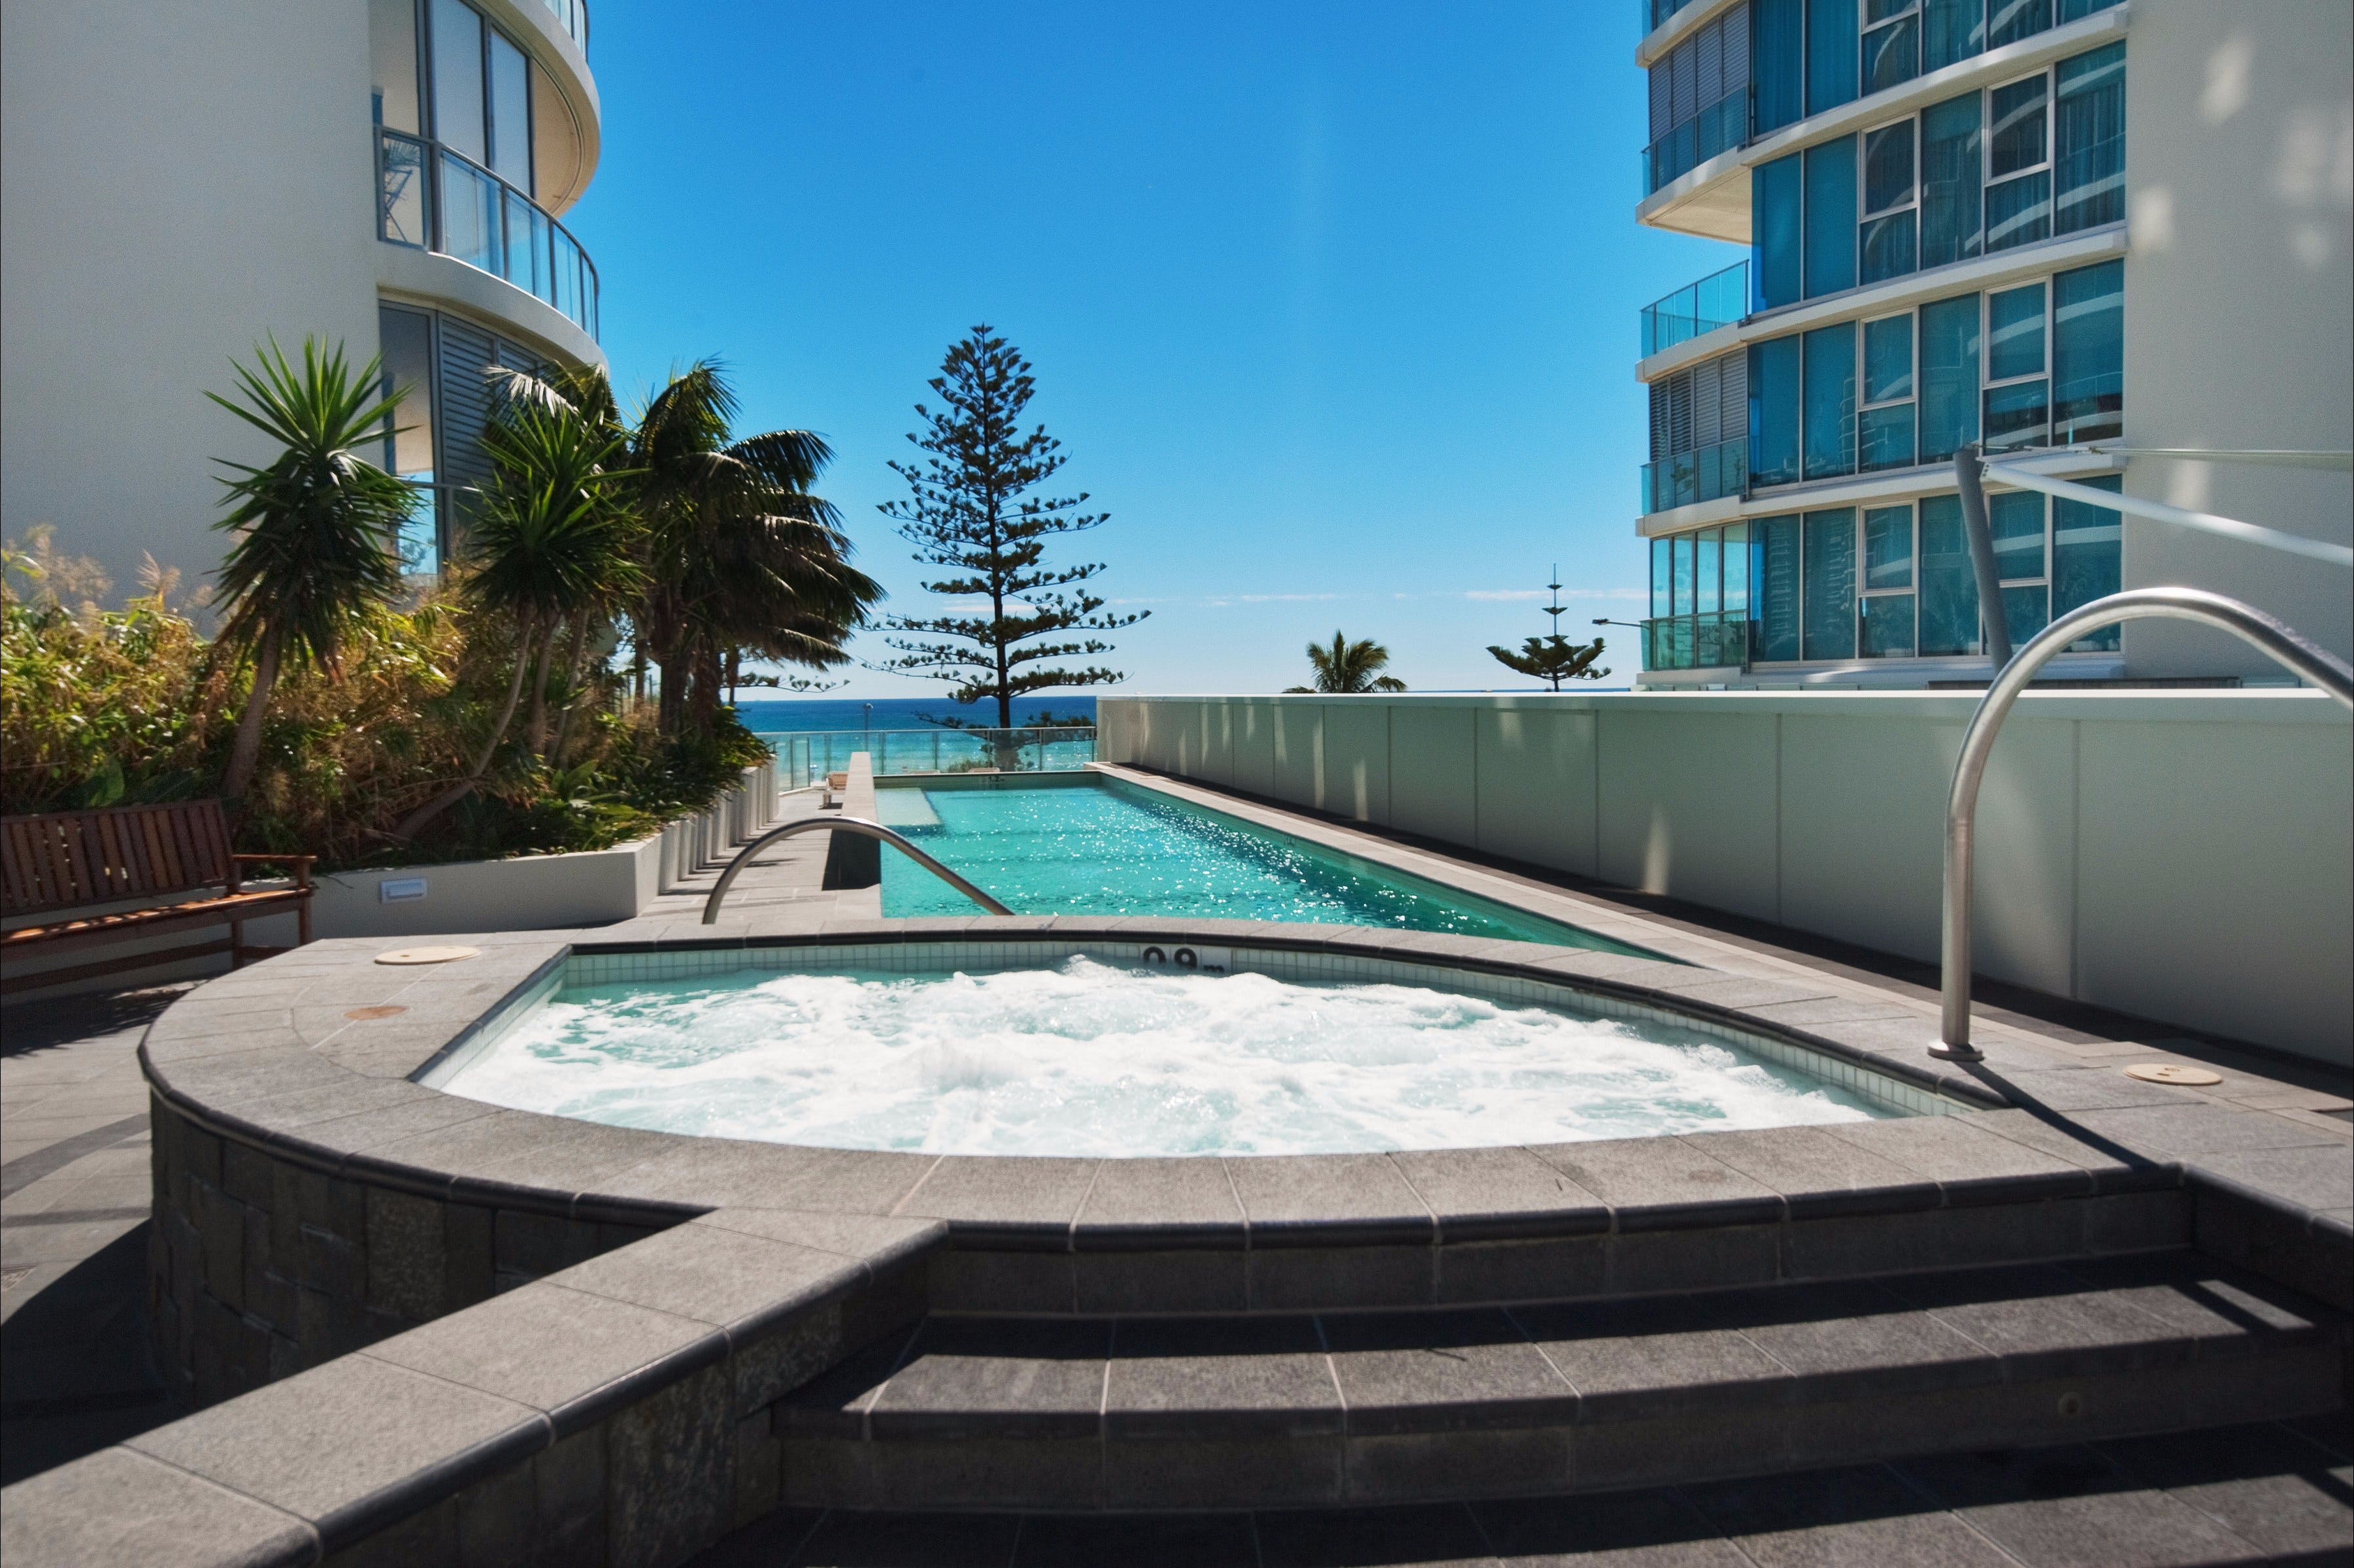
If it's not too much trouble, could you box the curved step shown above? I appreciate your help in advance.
[698,1414,2354,1566]
[778,1251,2347,1512]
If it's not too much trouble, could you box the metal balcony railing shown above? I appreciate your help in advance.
[376,130,600,340]
[1641,436,1747,515]
[1642,259,1749,357]
[1642,610,1752,672]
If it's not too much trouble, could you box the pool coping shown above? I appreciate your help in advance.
[136,918,2348,1266]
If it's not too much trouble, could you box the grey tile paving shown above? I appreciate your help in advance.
[1525,1136,1782,1230]
[0,1445,317,1568]
[2182,1142,2354,1213]
[1072,1156,1246,1244]
[1677,1125,1938,1218]
[551,1220,867,1336]
[1320,1308,1576,1434]
[1817,1115,2094,1203]
[870,1318,1110,1439]
[1225,1153,1434,1243]
[1389,1145,1609,1240]
[2068,1103,2344,1159]
[1105,1315,1341,1438]
[1510,1297,1795,1418]
[1896,1445,2272,1566]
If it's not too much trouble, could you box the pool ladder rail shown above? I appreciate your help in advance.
[702,815,1013,924]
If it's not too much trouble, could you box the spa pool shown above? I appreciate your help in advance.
[431,943,1938,1159]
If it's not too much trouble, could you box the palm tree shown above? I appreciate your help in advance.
[389,400,640,841]
[1287,631,1408,694]
[495,361,880,738]
[207,338,413,801]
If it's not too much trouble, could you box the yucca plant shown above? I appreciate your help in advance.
[390,400,640,841]
[207,337,414,801]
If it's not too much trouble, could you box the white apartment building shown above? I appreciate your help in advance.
[1631,0,2352,687]
[1,0,605,589]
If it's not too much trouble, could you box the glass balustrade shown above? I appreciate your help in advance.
[1644,89,1746,194]
[1641,436,1748,515]
[378,130,599,339]
[1641,260,1749,357]
[1642,610,1753,672]
[768,729,1099,783]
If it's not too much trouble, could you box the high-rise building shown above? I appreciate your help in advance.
[1631,0,2352,687]
[1,0,605,588]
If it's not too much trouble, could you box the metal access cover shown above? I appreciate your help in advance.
[374,945,482,966]
[2123,1062,2223,1086]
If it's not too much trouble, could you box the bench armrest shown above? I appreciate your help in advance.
[229,853,316,889]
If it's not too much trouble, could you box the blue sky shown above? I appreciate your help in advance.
[569,1,1739,696]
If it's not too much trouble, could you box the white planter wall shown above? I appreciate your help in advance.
[1099,694,2354,1066]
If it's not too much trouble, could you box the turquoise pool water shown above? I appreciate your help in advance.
[876,781,1650,953]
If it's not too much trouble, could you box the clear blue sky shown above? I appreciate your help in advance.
[567,1,1740,697]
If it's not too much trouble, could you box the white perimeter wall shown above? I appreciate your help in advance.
[2119,0,2354,677]
[1,0,382,593]
[1101,693,2354,1066]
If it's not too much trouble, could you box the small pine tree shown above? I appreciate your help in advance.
[878,327,1145,728]
[1486,567,1610,690]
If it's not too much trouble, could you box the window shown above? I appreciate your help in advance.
[1987,0,2052,48]
[371,0,422,133]
[1989,489,2050,645]
[1757,514,1804,661]
[1749,335,1804,485]
[1919,92,1981,268]
[1918,292,1980,463]
[1723,521,1753,613]
[2051,259,2122,443]
[1698,526,1724,612]
[378,306,440,574]
[2052,473,2123,648]
[429,0,486,165]
[1802,508,1858,660]
[1861,120,1918,284]
[1807,0,1859,115]
[2053,43,2124,234]
[1983,281,2049,451]
[1647,351,1748,513]
[1672,532,1698,615]
[1754,154,1804,310]
[488,30,533,192]
[1645,5,1752,194]
[1752,0,1806,135]
[1862,0,1920,95]
[1985,73,2051,251]
[1861,502,1917,656]
[1803,321,1857,480]
[1651,538,1673,619]
[1917,493,1980,655]
[1861,312,1917,470]
[1923,0,1982,71]
[1803,136,1858,298]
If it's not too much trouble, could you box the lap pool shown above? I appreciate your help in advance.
[872,777,1643,953]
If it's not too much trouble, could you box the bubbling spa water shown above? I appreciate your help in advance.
[440,957,1889,1156]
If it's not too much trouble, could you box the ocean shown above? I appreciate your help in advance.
[733,695,1099,736]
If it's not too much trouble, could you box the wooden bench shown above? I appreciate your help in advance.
[1,801,315,995]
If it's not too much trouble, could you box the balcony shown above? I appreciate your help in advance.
[1641,259,1748,357]
[1640,0,1706,33]
[378,130,599,340]
[1642,88,1745,195]
[539,0,589,53]
[1643,609,1751,672]
[1641,436,1746,516]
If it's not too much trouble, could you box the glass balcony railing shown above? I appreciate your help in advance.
[769,728,1098,782]
[378,130,599,340]
[1641,0,1705,33]
[1643,88,1746,194]
[1643,610,1752,672]
[540,0,589,52]
[1641,436,1746,515]
[1641,259,1748,357]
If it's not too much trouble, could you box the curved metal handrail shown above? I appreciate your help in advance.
[701,816,1012,924]
[1936,588,2354,1060]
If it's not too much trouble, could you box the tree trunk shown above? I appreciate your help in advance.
[657,653,686,737]
[220,629,282,804]
[550,617,595,764]
[389,612,537,842]
[525,617,564,759]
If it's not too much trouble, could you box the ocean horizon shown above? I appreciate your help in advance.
[734,694,1100,735]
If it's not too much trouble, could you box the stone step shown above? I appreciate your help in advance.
[695,1414,2354,1566]
[778,1250,2347,1514]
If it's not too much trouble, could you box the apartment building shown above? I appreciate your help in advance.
[1631,0,2353,686]
[1,0,605,588]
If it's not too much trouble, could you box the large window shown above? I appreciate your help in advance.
[1748,46,2121,309]
[1643,523,1757,670]
[1801,507,1858,659]
[1645,4,1752,194]
[1862,0,1922,95]
[1750,258,2116,490]
[373,304,554,577]
[1806,0,1859,115]
[1860,502,1917,655]
[378,305,440,575]
[1646,351,1749,513]
[1757,514,1802,661]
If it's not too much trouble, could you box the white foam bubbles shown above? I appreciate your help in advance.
[440,956,1889,1156]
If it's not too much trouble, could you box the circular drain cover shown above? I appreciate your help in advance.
[374,945,480,966]
[2124,1062,2222,1086]
[344,1005,409,1021]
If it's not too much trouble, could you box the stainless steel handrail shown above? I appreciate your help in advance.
[701,815,1012,924]
[1936,587,2354,1060]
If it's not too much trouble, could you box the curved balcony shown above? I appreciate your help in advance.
[378,130,598,341]
[537,0,589,54]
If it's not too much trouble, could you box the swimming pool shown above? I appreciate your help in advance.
[873,777,1645,953]
[439,950,1898,1157]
